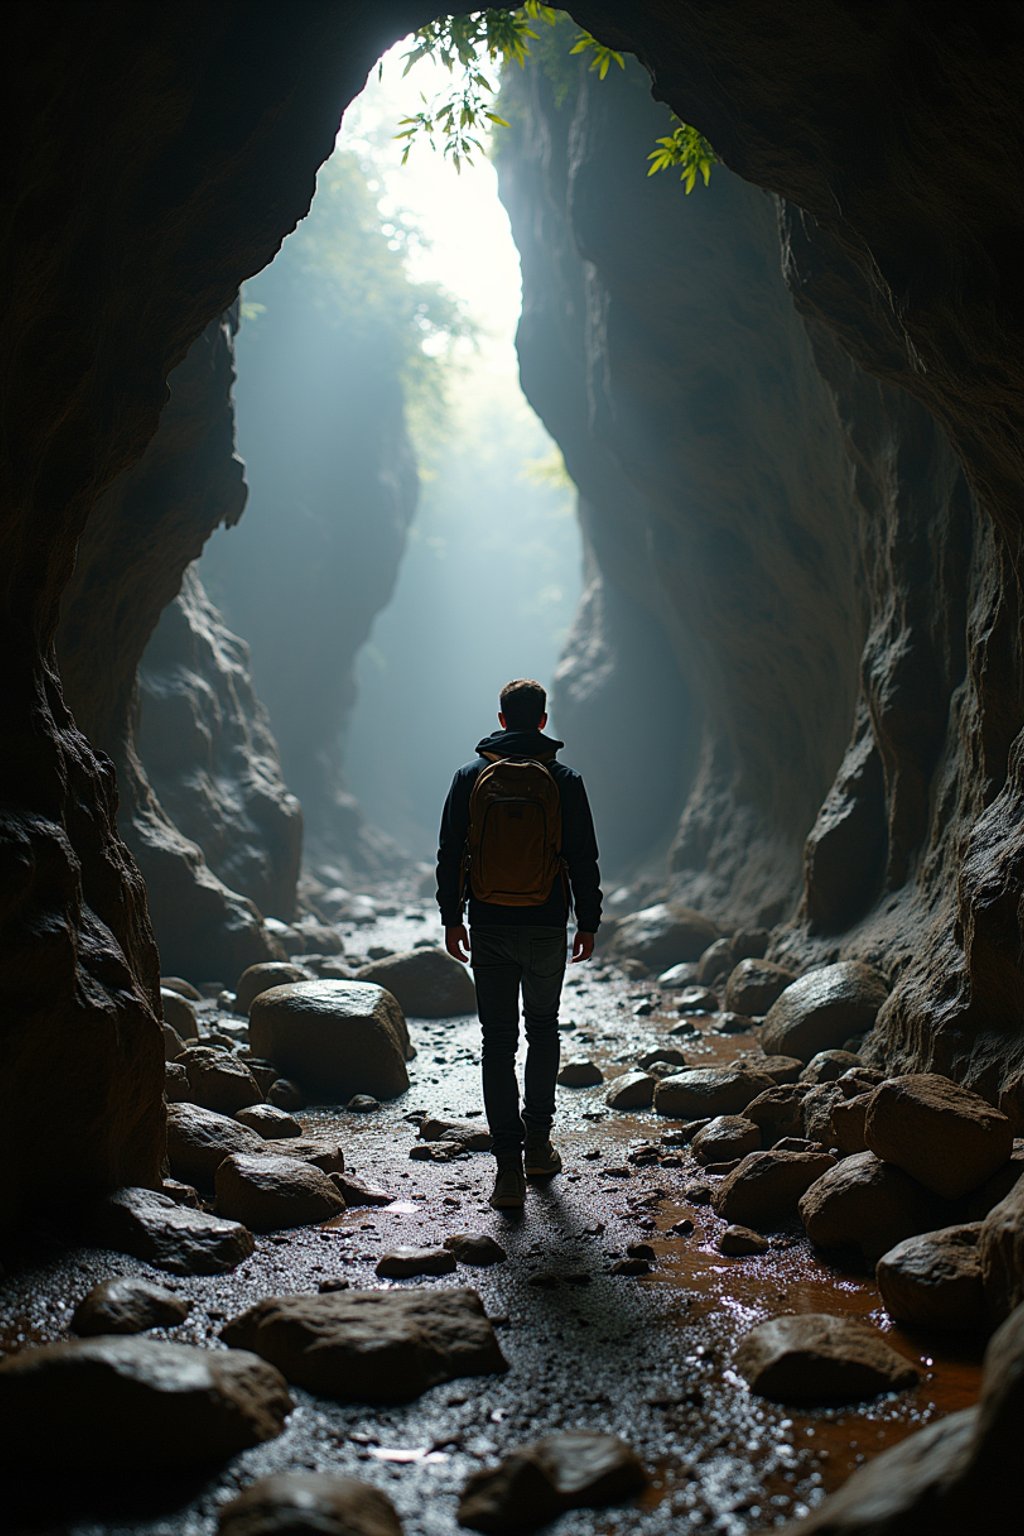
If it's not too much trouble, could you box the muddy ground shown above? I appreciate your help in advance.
[0,901,984,1535]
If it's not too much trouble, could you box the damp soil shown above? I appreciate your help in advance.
[0,897,985,1535]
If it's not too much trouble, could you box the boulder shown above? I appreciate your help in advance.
[637,1047,688,1071]
[800,1050,864,1084]
[0,1338,291,1471]
[965,1143,1024,1219]
[268,1077,305,1111]
[799,1151,953,1262]
[166,1102,265,1186]
[183,1051,263,1115]
[71,1277,192,1336]
[611,904,719,971]
[745,1054,803,1085]
[696,937,735,985]
[235,1103,302,1139]
[837,1065,885,1097]
[719,1224,769,1256]
[801,1082,846,1145]
[674,985,719,1013]
[876,1224,987,1331]
[444,1232,507,1267]
[162,976,202,1002]
[375,1246,457,1279]
[831,1092,872,1155]
[724,959,796,1017]
[218,1473,403,1536]
[760,962,889,1061]
[236,961,310,1013]
[215,1152,345,1232]
[160,986,199,1040]
[335,1174,393,1207]
[691,1115,761,1166]
[605,1072,656,1111]
[458,1432,647,1534]
[713,1149,836,1228]
[356,947,476,1018]
[865,1073,1014,1200]
[740,1083,811,1143]
[165,1060,190,1102]
[249,982,411,1102]
[653,1066,774,1120]
[89,1186,255,1275]
[979,1175,1024,1320]
[558,1060,604,1087]
[257,1135,344,1173]
[163,1023,186,1062]
[735,1313,919,1404]
[656,963,698,989]
[418,1117,492,1152]
[221,1289,507,1404]
[346,1094,380,1113]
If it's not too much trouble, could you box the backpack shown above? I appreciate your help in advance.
[464,755,564,906]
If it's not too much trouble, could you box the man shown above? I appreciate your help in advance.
[436,678,602,1210]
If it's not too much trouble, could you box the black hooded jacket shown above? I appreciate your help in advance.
[436,728,602,932]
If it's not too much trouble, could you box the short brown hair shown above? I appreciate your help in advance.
[500,678,546,729]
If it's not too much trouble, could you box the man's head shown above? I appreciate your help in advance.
[499,678,547,731]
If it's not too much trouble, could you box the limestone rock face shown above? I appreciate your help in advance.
[355,948,476,1018]
[0,1337,291,1471]
[734,1314,919,1404]
[761,964,889,1061]
[221,1289,507,1403]
[249,981,411,1102]
[865,1074,1013,1200]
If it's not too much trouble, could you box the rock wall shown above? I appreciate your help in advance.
[59,311,297,982]
[4,0,1024,1222]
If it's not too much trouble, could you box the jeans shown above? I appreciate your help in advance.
[470,924,567,1158]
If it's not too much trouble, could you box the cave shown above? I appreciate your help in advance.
[2,2,1024,1532]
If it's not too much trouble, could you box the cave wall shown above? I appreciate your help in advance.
[496,60,867,917]
[3,0,1024,1225]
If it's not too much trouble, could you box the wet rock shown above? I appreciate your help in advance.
[444,1233,508,1267]
[800,1049,864,1084]
[654,1065,774,1120]
[978,1175,1024,1320]
[837,1065,885,1098]
[735,1313,919,1404]
[675,985,719,1013]
[161,986,199,1040]
[611,904,719,971]
[215,1152,345,1232]
[801,1082,846,1144]
[605,1072,656,1111]
[268,1078,305,1111]
[656,963,698,989]
[249,981,411,1101]
[744,1083,812,1143]
[637,1047,688,1072]
[410,1142,458,1163]
[347,1094,380,1112]
[0,1337,291,1471]
[831,1092,872,1154]
[760,962,889,1061]
[724,958,796,1017]
[719,1224,769,1256]
[218,1473,403,1536]
[184,1051,263,1116]
[799,1151,953,1262]
[259,1136,344,1174]
[335,1174,393,1207]
[241,1057,279,1095]
[72,1277,192,1336]
[610,1257,652,1275]
[419,1117,492,1151]
[165,1060,190,1102]
[162,976,202,1002]
[356,947,476,1018]
[235,1103,302,1138]
[713,1149,837,1229]
[376,1246,457,1279]
[558,1060,604,1087]
[166,1102,265,1186]
[865,1073,1014,1200]
[691,1115,761,1165]
[90,1185,254,1271]
[743,1054,803,1085]
[236,961,310,1014]
[163,1023,186,1063]
[161,1178,201,1207]
[697,937,735,985]
[876,1224,987,1331]
[221,1289,507,1403]
[965,1143,1024,1220]
[458,1431,647,1533]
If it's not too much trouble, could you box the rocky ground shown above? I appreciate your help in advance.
[0,893,998,1536]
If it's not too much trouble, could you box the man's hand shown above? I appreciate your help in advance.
[571,929,595,964]
[445,924,471,964]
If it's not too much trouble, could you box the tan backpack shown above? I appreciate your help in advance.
[465,755,564,906]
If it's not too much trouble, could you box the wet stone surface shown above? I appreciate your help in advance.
[0,894,987,1534]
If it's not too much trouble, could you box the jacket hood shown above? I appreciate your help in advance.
[475,727,564,761]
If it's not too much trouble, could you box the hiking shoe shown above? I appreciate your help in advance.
[489,1159,526,1209]
[524,1136,563,1178]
